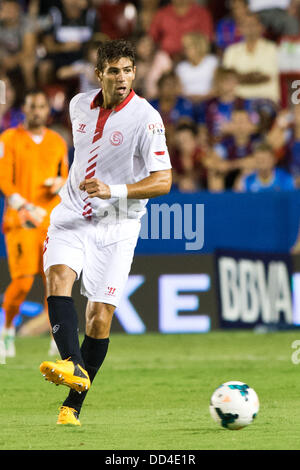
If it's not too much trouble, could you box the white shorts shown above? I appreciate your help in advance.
[43,203,141,307]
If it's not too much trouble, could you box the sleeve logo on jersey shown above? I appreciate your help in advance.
[110,131,124,146]
[148,122,165,136]
[0,142,4,158]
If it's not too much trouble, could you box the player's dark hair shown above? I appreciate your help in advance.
[96,39,136,72]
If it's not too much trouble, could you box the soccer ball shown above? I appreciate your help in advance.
[209,381,259,430]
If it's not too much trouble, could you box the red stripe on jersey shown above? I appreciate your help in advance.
[83,208,92,216]
[92,108,112,144]
[86,162,97,173]
[86,171,95,179]
[88,153,98,163]
[90,146,100,154]
[154,151,165,155]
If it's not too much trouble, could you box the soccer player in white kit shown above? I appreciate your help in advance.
[39,39,172,426]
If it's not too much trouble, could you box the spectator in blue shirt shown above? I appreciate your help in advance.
[150,71,195,153]
[215,0,249,52]
[238,142,295,192]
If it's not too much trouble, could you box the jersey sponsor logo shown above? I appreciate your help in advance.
[106,286,117,297]
[77,123,87,133]
[147,122,165,136]
[0,142,4,158]
[110,131,123,146]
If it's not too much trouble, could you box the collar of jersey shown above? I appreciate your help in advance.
[90,89,135,111]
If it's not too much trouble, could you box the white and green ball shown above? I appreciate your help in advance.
[209,381,259,430]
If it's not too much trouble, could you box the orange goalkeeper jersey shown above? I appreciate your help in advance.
[0,124,68,232]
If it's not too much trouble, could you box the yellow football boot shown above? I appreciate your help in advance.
[57,406,81,426]
[40,358,90,392]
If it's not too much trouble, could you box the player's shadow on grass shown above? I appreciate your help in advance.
[173,428,224,434]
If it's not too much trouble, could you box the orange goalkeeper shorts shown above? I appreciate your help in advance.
[4,227,48,279]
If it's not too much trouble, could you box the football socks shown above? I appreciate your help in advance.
[47,295,84,368]
[63,335,110,413]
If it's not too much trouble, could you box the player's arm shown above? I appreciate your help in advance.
[0,133,20,197]
[79,169,172,200]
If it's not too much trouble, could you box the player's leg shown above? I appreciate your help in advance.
[40,220,91,392]
[40,264,91,391]
[45,264,82,362]
[2,276,35,328]
[60,220,141,420]
[1,228,39,356]
[39,267,58,355]
[1,275,34,356]
[61,301,113,415]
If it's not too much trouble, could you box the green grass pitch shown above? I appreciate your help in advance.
[1,330,300,450]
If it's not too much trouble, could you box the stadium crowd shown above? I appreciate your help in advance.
[1,0,300,193]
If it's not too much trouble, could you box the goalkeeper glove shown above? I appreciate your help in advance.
[44,177,65,195]
[7,193,47,228]
[18,204,47,228]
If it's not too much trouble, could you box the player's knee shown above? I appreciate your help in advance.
[86,303,115,338]
[16,276,34,296]
[45,265,76,296]
[3,275,34,306]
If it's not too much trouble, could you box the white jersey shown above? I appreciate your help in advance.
[59,88,171,223]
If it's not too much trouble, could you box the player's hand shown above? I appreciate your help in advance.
[7,193,27,210]
[79,178,111,200]
[44,177,65,195]
[18,204,47,229]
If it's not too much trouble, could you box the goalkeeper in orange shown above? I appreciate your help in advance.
[0,89,68,357]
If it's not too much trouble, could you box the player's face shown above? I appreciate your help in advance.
[97,57,136,105]
[23,93,50,129]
